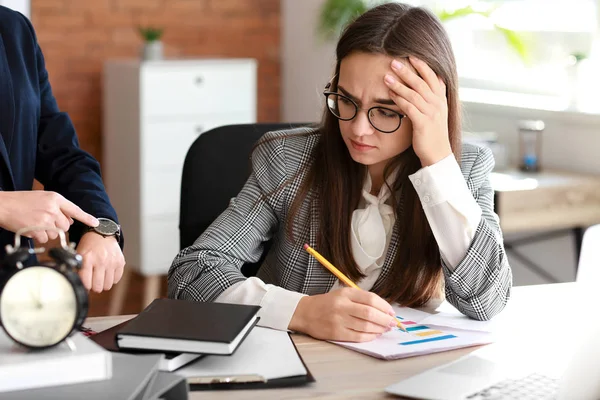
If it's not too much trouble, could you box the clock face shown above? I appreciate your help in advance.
[96,218,118,236]
[0,266,77,348]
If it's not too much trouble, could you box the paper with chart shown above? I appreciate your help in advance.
[332,306,495,360]
[416,300,507,333]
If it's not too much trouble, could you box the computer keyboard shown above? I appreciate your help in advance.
[466,373,559,400]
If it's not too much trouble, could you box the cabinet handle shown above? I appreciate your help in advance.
[194,76,204,85]
[195,126,204,135]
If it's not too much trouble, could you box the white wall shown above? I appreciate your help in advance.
[0,0,29,17]
[281,0,334,123]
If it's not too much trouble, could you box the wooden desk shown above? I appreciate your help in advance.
[492,170,600,280]
[86,283,581,399]
[492,169,600,234]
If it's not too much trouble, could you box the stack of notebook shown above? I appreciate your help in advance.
[92,299,260,372]
[116,299,261,355]
[0,331,112,393]
[91,298,314,390]
[3,353,188,400]
[91,320,202,372]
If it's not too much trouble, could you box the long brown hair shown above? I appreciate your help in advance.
[281,3,461,306]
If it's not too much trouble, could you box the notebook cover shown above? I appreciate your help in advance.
[90,320,130,352]
[90,320,201,363]
[189,333,315,391]
[96,316,259,362]
[117,299,260,344]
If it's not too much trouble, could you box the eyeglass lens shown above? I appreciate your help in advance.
[326,93,401,133]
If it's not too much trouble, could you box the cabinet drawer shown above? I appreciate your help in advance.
[141,216,180,275]
[141,62,256,117]
[142,113,255,170]
[141,169,181,216]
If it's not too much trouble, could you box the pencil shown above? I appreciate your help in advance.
[303,244,408,333]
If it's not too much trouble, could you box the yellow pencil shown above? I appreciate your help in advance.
[303,244,408,333]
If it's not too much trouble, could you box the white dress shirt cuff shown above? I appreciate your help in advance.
[409,154,466,206]
[258,286,307,331]
[215,277,306,331]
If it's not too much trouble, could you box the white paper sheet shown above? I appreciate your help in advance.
[176,327,307,380]
[418,301,507,333]
[331,305,495,360]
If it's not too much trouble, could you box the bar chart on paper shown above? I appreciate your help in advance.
[395,316,457,346]
[332,309,495,360]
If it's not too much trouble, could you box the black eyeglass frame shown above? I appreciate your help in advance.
[323,81,405,134]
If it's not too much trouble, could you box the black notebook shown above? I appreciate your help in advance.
[116,299,260,355]
[90,320,203,372]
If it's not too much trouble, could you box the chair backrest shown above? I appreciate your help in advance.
[179,123,309,276]
[576,224,600,286]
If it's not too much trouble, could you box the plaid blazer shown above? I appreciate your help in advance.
[168,127,512,320]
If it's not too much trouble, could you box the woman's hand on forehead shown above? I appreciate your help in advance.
[383,56,452,167]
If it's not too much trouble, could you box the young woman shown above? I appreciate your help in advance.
[168,3,512,343]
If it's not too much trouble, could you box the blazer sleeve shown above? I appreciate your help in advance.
[168,133,288,302]
[20,15,122,248]
[442,146,512,320]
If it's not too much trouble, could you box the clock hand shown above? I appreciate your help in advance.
[28,285,41,308]
[38,270,43,308]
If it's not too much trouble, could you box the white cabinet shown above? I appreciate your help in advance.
[103,59,257,278]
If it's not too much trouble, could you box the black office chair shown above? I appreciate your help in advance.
[179,123,309,277]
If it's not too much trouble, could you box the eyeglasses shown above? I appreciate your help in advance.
[323,80,405,134]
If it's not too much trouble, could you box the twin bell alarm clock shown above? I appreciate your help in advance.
[0,226,88,350]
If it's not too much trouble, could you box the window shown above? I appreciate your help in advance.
[415,0,599,107]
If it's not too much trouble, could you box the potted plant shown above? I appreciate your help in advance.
[138,26,164,61]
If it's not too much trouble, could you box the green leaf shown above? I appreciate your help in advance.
[138,26,164,42]
[435,5,529,63]
[494,25,529,64]
[437,5,493,22]
[318,0,370,41]
[571,52,587,63]
[316,1,530,63]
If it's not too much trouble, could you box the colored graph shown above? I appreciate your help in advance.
[396,316,456,346]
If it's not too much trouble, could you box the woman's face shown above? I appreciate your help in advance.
[337,52,413,173]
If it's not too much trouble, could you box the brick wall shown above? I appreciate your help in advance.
[31,0,280,162]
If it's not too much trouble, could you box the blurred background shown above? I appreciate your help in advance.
[3,0,599,316]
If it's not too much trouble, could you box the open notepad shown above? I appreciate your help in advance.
[332,306,495,360]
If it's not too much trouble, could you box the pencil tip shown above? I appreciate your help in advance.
[303,244,309,250]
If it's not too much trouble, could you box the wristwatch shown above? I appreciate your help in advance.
[88,217,121,242]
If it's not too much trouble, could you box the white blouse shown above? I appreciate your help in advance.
[215,154,483,330]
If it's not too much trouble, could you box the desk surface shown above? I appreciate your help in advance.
[86,283,581,399]
[492,169,600,233]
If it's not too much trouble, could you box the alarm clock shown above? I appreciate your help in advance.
[0,226,88,350]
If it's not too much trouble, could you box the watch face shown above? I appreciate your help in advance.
[0,266,77,348]
[95,218,119,236]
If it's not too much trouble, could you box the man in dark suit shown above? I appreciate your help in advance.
[0,6,125,293]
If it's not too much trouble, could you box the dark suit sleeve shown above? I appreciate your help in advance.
[19,16,123,249]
